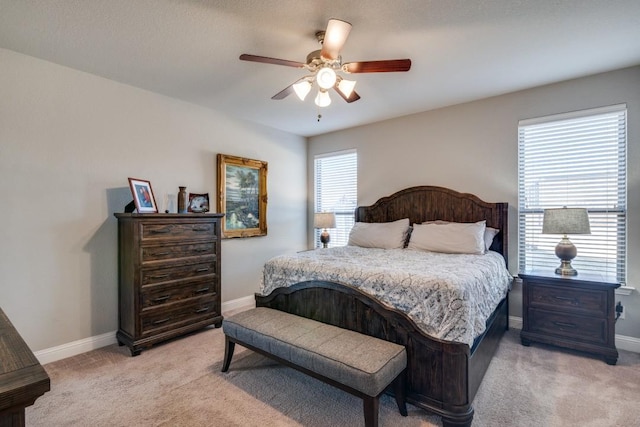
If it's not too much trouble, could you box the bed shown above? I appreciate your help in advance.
[255,186,510,427]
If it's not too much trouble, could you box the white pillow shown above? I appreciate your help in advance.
[348,218,411,249]
[424,220,499,251]
[484,227,499,251]
[408,220,486,254]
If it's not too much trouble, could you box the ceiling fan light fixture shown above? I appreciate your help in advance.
[337,78,357,98]
[315,89,331,107]
[293,80,312,100]
[316,67,337,90]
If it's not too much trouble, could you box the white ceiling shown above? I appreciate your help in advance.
[1,1,639,137]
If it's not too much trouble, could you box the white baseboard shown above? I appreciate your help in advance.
[222,295,256,313]
[509,315,640,353]
[34,295,257,365]
[35,330,117,365]
[34,304,639,365]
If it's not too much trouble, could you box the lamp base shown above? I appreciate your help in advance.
[320,230,330,248]
[554,237,578,276]
[555,260,578,276]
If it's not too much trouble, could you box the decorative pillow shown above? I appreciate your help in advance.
[423,220,498,252]
[408,220,486,254]
[348,218,411,249]
[484,227,499,251]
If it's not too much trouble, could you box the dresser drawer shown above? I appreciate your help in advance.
[528,308,607,345]
[139,221,216,241]
[529,283,606,316]
[141,277,216,309]
[141,260,216,285]
[140,297,218,336]
[141,242,216,263]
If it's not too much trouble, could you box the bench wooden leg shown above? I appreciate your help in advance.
[393,369,408,416]
[363,395,379,427]
[221,337,235,372]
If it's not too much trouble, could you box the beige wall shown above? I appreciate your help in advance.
[308,66,640,339]
[0,48,307,351]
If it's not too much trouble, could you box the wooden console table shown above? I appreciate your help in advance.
[0,308,50,426]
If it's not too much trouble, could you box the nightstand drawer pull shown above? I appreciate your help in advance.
[196,268,210,272]
[195,307,211,314]
[152,317,171,325]
[553,321,577,329]
[554,295,578,304]
[152,295,171,303]
[192,226,210,232]
[195,287,210,293]
[149,274,169,280]
[154,251,171,256]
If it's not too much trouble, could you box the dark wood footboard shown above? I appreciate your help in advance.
[255,280,508,427]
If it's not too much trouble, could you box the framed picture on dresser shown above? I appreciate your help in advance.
[128,178,158,213]
[216,154,267,238]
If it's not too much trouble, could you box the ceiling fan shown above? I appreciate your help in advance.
[239,18,411,109]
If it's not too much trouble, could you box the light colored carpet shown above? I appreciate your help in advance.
[27,325,640,426]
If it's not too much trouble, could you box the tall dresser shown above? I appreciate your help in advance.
[114,213,224,356]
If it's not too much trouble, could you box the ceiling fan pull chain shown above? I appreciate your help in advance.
[317,104,322,122]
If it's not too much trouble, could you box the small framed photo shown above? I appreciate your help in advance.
[128,178,158,213]
[217,154,267,238]
[188,193,210,213]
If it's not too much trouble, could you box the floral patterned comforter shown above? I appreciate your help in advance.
[260,246,512,346]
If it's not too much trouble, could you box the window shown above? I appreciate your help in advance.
[314,150,357,248]
[518,105,627,282]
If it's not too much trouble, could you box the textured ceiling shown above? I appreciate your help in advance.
[1,0,639,137]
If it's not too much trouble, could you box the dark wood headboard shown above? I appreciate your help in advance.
[354,186,508,262]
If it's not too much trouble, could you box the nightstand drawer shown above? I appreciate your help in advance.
[528,308,607,345]
[529,283,606,316]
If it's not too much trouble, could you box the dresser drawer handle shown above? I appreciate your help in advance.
[195,287,210,293]
[194,248,209,252]
[152,317,171,325]
[154,252,171,256]
[192,226,210,232]
[195,268,210,273]
[152,295,171,303]
[195,307,211,314]
[149,229,171,234]
[554,295,578,304]
[553,321,577,329]
[149,274,169,280]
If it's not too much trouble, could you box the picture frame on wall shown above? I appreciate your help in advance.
[128,177,158,213]
[216,154,267,238]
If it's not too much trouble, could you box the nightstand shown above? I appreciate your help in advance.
[520,271,620,365]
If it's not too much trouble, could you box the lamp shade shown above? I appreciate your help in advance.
[314,212,336,229]
[542,207,591,235]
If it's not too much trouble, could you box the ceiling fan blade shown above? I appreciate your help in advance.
[239,54,305,68]
[334,84,361,103]
[271,77,308,100]
[320,19,352,60]
[342,59,412,73]
[271,84,295,100]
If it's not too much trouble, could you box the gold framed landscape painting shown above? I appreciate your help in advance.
[216,154,268,238]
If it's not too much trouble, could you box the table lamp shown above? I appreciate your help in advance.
[314,212,336,248]
[542,207,591,276]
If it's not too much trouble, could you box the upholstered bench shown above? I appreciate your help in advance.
[221,307,408,427]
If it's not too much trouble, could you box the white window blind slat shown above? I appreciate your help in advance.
[518,105,627,282]
[314,150,357,248]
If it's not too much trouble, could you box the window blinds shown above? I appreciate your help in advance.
[314,150,357,248]
[518,104,627,282]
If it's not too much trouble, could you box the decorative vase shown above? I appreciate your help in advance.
[177,186,188,213]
